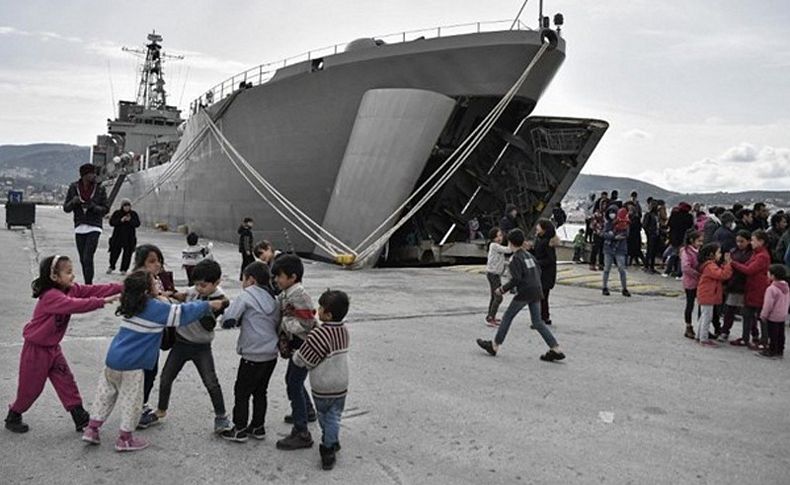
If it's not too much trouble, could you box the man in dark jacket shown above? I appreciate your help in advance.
[499,204,519,234]
[666,202,694,277]
[703,207,725,244]
[237,217,254,280]
[714,212,737,253]
[476,228,565,362]
[63,163,109,284]
[642,201,660,273]
[107,199,141,274]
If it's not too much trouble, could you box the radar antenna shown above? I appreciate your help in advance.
[122,31,183,110]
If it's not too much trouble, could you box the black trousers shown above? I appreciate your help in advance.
[75,232,100,284]
[590,235,604,267]
[645,235,659,271]
[240,254,254,281]
[233,358,277,430]
[684,289,697,325]
[767,320,785,354]
[109,243,135,272]
[157,340,225,415]
[143,359,159,405]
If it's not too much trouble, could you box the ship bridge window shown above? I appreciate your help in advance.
[311,58,324,72]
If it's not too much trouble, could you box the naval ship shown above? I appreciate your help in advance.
[91,9,608,267]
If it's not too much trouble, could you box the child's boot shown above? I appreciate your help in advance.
[81,420,103,445]
[4,410,29,433]
[684,325,695,339]
[319,444,336,470]
[115,431,149,452]
[70,405,90,432]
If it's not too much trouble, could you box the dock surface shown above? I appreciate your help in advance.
[0,206,788,484]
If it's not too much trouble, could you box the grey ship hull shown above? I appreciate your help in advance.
[114,29,605,263]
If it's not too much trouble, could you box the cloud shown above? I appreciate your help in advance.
[0,25,81,43]
[639,143,790,193]
[721,142,758,162]
[622,129,653,141]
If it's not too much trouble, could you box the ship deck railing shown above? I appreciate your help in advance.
[191,19,532,111]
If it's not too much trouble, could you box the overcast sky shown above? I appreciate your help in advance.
[1,0,788,193]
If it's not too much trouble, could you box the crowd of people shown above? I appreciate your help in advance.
[482,193,790,360]
[579,191,790,356]
[4,165,351,471]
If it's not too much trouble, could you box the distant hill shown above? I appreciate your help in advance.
[569,173,790,210]
[568,174,678,200]
[0,143,89,187]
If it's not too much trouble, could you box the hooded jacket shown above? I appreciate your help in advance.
[63,180,109,228]
[23,283,123,346]
[702,214,721,244]
[696,261,733,306]
[501,248,543,302]
[760,280,790,323]
[713,226,737,254]
[223,284,280,362]
[730,246,771,308]
[680,246,700,290]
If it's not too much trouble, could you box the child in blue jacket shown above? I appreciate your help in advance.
[81,270,223,452]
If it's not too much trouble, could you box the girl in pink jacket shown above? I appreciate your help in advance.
[5,255,122,434]
[680,231,704,339]
[758,264,789,358]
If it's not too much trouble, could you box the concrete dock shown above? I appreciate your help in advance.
[1,206,788,484]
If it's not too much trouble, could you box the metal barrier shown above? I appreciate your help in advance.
[191,19,532,112]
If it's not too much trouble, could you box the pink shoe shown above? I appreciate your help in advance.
[115,434,149,452]
[81,427,100,445]
[700,340,718,348]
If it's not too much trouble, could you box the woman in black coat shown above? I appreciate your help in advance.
[532,218,559,325]
[107,199,140,274]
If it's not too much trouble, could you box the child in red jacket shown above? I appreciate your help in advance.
[758,264,789,358]
[730,230,771,349]
[695,243,733,347]
[5,255,122,433]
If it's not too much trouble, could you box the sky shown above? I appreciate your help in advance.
[0,0,788,193]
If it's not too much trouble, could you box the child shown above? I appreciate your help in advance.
[695,243,733,347]
[149,259,231,432]
[272,255,319,450]
[730,230,772,349]
[680,230,703,339]
[476,229,565,362]
[254,240,281,266]
[182,232,214,286]
[5,255,122,433]
[572,229,585,263]
[238,217,254,281]
[723,231,753,343]
[293,290,351,470]
[133,244,177,428]
[219,261,280,442]
[758,264,789,358]
[485,227,512,327]
[81,271,222,451]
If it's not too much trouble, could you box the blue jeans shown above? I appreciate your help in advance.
[494,299,558,348]
[603,252,628,291]
[314,396,346,448]
[285,359,313,432]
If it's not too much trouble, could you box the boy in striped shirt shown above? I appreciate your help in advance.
[293,290,350,471]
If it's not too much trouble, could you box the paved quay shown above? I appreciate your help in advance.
[1,206,789,484]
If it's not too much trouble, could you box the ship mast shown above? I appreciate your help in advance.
[122,31,183,110]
